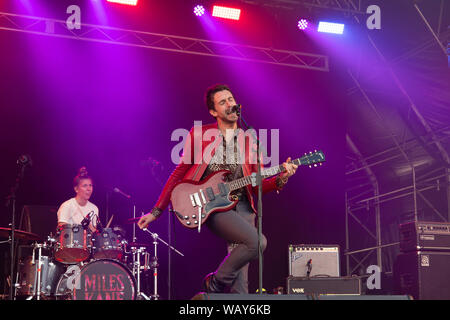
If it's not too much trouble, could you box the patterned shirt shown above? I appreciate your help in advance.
[201,130,246,197]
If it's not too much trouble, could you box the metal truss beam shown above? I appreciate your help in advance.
[300,0,365,15]
[0,11,329,72]
[243,0,366,14]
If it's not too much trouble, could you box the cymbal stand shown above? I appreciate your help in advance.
[132,246,150,300]
[142,228,184,300]
[6,155,32,300]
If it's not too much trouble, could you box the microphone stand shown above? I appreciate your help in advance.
[5,156,31,300]
[142,227,184,300]
[236,107,265,295]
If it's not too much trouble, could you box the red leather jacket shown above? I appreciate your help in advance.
[154,122,281,213]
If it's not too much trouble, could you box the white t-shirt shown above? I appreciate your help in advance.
[57,198,99,230]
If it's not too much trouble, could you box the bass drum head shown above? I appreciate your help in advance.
[55,259,136,300]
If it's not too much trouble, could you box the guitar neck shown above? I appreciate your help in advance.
[227,158,302,192]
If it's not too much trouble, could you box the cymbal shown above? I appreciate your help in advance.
[0,227,41,242]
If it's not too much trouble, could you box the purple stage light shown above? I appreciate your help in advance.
[297,19,308,30]
[193,5,205,17]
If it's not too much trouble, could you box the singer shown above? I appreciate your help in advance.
[57,166,99,233]
[138,84,298,294]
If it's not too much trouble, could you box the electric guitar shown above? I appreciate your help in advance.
[170,150,325,231]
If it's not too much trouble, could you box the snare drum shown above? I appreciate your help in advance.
[54,224,90,264]
[55,259,136,300]
[91,227,125,261]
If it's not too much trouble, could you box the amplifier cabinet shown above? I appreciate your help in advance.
[394,251,450,300]
[400,221,450,252]
[288,244,340,277]
[287,276,361,295]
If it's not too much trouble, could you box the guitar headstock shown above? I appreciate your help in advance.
[298,150,325,168]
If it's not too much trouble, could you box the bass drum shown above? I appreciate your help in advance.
[55,259,136,300]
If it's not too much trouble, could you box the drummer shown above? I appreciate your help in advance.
[57,167,98,233]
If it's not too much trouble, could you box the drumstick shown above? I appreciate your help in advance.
[106,215,114,228]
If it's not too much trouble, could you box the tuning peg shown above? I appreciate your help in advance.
[320,163,323,166]
[314,149,317,152]
[309,165,312,168]
[314,164,317,167]
[309,151,312,154]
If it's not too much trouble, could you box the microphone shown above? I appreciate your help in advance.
[231,104,241,115]
[96,215,104,233]
[113,187,131,199]
[226,104,241,115]
[81,211,94,230]
[17,154,32,167]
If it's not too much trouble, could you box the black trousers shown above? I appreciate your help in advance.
[206,198,267,293]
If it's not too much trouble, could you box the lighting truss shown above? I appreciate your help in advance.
[0,11,329,72]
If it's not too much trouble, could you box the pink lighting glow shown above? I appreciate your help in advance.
[106,0,138,6]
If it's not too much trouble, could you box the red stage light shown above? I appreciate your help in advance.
[212,5,241,21]
[106,0,138,6]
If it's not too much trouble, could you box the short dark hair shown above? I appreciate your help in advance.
[205,84,233,112]
[73,166,92,187]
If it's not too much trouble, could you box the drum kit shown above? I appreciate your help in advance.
[3,218,183,301]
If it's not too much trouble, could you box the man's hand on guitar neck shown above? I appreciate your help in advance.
[281,157,298,179]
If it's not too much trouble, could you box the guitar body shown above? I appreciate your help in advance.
[169,150,325,230]
[170,170,238,228]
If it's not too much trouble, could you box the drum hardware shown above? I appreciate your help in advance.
[142,228,184,300]
[130,246,151,300]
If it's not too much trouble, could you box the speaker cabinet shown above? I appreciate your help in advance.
[394,251,450,300]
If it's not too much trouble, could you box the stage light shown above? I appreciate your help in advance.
[193,5,205,17]
[297,19,309,30]
[317,21,345,34]
[106,0,138,6]
[212,5,241,21]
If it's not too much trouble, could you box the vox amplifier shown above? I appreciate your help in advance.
[287,276,361,295]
